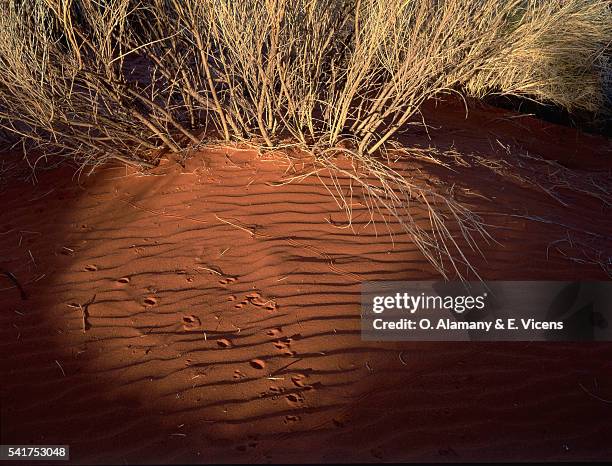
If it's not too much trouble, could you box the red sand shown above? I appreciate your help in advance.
[1,100,611,463]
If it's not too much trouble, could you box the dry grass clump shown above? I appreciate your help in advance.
[0,0,610,277]
[2,0,609,160]
[0,0,201,168]
[463,0,612,114]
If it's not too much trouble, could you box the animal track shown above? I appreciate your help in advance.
[234,300,247,309]
[143,296,157,306]
[272,333,302,356]
[285,392,305,405]
[84,264,98,272]
[273,341,287,350]
[216,338,232,348]
[117,277,130,284]
[290,374,320,391]
[234,292,277,311]
[131,246,145,255]
[291,374,307,388]
[235,437,258,452]
[273,336,296,356]
[182,314,201,330]
[245,292,277,311]
[219,276,237,285]
[249,359,266,370]
[267,386,285,399]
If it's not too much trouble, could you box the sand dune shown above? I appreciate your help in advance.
[1,100,611,463]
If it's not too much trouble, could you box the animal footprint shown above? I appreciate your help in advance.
[268,386,285,399]
[285,392,305,405]
[249,359,266,370]
[117,277,130,284]
[273,333,301,356]
[235,439,258,452]
[234,299,248,309]
[182,314,201,330]
[273,336,296,356]
[284,415,301,424]
[291,374,307,388]
[217,338,232,348]
[219,276,237,286]
[245,292,277,312]
[291,374,320,391]
[267,327,282,337]
[84,264,98,272]
[273,341,286,350]
[143,296,158,306]
[131,246,145,255]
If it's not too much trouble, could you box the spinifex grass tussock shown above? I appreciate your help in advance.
[464,0,612,113]
[0,0,610,277]
[2,0,609,160]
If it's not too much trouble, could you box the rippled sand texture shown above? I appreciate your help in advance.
[1,100,611,463]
